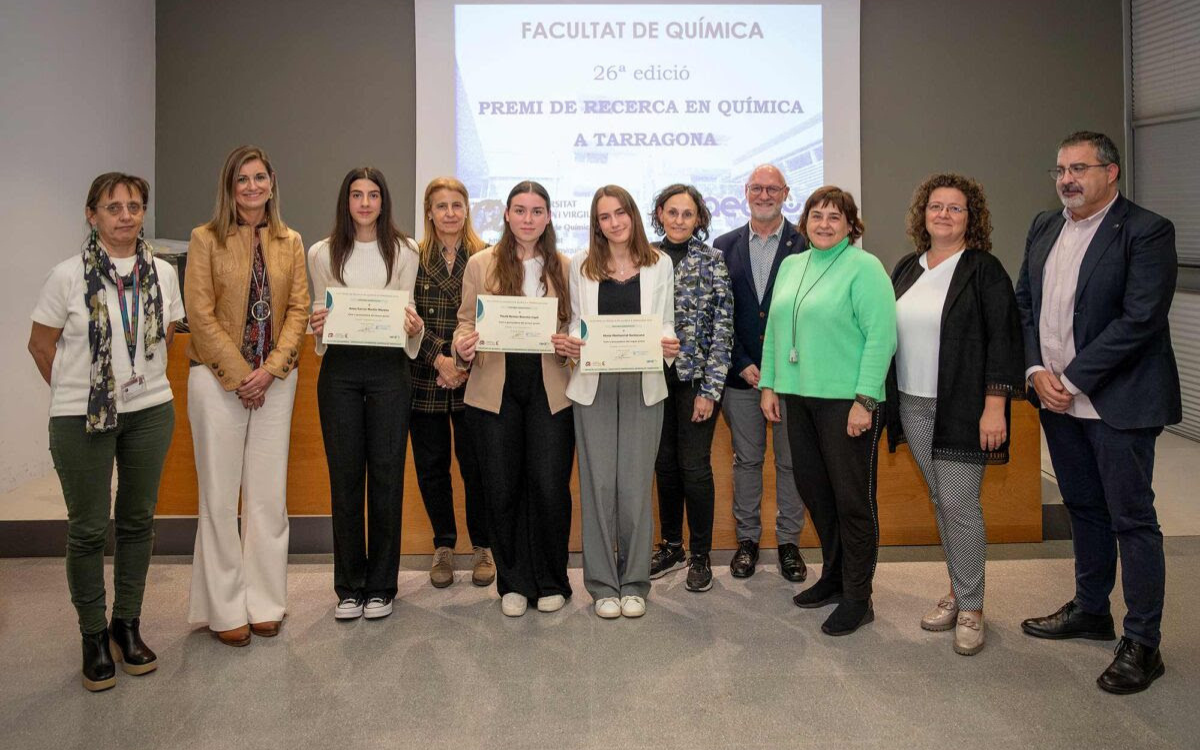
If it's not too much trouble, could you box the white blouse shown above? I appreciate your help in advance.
[31,254,184,416]
[307,237,423,357]
[895,250,963,398]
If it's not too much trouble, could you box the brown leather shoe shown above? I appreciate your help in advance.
[213,625,251,647]
[471,546,496,587]
[431,546,455,588]
[249,620,282,638]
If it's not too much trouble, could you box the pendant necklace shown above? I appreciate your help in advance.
[788,245,849,363]
[250,252,271,322]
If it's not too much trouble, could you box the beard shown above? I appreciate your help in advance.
[1058,187,1085,209]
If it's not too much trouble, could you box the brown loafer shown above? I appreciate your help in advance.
[213,625,251,647]
[249,620,282,637]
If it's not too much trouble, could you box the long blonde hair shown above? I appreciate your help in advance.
[205,145,287,244]
[418,177,485,268]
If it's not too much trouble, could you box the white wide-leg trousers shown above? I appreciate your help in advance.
[187,366,298,631]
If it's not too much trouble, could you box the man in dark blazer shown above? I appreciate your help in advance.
[713,164,807,581]
[1015,131,1180,695]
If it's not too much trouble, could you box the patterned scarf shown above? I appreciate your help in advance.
[83,233,165,433]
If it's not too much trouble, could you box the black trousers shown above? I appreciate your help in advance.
[410,409,488,549]
[1040,410,1165,647]
[317,345,411,600]
[466,354,574,600]
[654,369,718,553]
[783,395,881,600]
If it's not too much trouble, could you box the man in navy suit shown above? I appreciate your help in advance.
[713,164,807,581]
[1015,131,1180,695]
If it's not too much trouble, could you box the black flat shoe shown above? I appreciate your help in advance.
[1021,600,1116,641]
[822,598,874,636]
[793,577,843,609]
[778,543,808,583]
[729,539,759,578]
[1097,637,1165,695]
[109,617,158,676]
[82,627,116,692]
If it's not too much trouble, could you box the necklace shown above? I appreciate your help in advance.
[787,245,849,363]
[250,250,271,322]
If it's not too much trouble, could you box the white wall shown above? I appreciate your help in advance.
[0,0,155,491]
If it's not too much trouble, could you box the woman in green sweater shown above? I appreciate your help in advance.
[759,186,896,636]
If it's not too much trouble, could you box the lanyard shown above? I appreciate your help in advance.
[113,263,141,374]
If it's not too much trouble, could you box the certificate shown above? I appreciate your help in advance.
[322,288,411,347]
[579,315,662,374]
[475,295,557,354]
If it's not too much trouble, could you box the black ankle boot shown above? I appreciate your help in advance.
[821,597,874,636]
[82,627,116,692]
[109,617,158,675]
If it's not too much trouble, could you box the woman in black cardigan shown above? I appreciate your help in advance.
[885,173,1024,656]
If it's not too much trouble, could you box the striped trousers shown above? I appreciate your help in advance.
[898,393,987,611]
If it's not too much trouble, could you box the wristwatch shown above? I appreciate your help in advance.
[854,394,878,412]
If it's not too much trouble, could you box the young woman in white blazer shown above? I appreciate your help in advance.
[561,185,678,619]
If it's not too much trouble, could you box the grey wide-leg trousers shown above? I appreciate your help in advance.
[575,372,665,601]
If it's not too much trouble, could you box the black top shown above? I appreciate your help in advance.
[884,248,1026,465]
[659,238,689,268]
[598,273,641,315]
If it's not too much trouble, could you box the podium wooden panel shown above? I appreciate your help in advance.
[159,334,1041,552]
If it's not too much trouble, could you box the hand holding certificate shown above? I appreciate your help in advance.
[475,295,557,354]
[322,288,412,347]
[579,315,662,374]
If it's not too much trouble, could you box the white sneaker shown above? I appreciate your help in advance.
[501,592,528,617]
[363,597,393,619]
[335,597,364,619]
[594,597,622,619]
[620,595,646,618]
[537,594,566,613]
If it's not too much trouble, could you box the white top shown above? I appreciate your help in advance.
[308,236,423,356]
[522,256,546,298]
[895,249,963,398]
[31,253,184,416]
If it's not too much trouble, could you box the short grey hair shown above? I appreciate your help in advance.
[1059,130,1121,177]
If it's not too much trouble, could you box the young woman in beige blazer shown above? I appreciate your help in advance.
[453,181,574,618]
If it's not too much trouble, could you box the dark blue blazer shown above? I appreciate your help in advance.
[1014,193,1181,430]
[713,219,804,389]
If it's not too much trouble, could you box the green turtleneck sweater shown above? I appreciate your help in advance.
[759,238,897,401]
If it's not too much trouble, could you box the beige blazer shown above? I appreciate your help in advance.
[453,247,572,414]
[565,250,677,406]
[184,223,310,390]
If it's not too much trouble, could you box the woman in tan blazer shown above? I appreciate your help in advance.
[453,180,574,618]
[185,145,309,646]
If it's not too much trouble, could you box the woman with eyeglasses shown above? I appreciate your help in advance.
[308,167,424,621]
[759,186,896,637]
[884,173,1024,655]
[185,145,310,646]
[29,173,183,691]
[646,184,733,593]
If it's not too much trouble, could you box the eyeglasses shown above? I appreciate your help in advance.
[97,202,146,216]
[926,203,967,216]
[747,184,786,197]
[1048,163,1111,180]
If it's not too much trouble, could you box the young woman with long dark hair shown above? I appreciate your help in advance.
[308,167,424,621]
